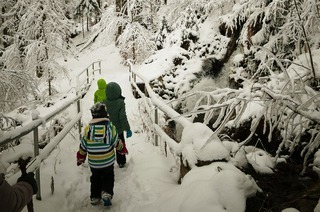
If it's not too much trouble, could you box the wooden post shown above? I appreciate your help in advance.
[86,68,89,84]
[128,63,131,81]
[133,73,137,98]
[154,108,159,146]
[92,63,95,78]
[81,15,85,39]
[77,99,82,140]
[32,125,42,200]
[133,73,136,83]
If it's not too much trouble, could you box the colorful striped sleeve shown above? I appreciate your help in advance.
[79,126,89,156]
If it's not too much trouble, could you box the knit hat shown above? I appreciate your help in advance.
[90,103,108,118]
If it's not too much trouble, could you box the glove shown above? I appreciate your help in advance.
[119,140,128,155]
[126,130,132,138]
[77,160,84,166]
[18,172,38,195]
[76,151,86,166]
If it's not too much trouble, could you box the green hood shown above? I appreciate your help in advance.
[97,79,107,90]
[106,82,124,100]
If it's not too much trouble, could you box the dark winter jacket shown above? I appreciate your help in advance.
[104,82,131,133]
[94,79,107,103]
[0,176,33,212]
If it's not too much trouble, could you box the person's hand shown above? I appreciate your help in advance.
[126,130,132,138]
[77,151,86,166]
[77,159,85,166]
[119,140,128,155]
[18,172,38,195]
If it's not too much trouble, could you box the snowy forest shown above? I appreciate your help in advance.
[1,0,320,211]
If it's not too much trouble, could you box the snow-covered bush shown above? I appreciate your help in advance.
[143,0,320,175]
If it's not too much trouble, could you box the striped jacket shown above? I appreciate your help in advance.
[78,118,123,169]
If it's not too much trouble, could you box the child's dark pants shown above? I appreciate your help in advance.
[90,165,114,198]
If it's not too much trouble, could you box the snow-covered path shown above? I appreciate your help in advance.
[26,46,179,212]
[11,44,276,212]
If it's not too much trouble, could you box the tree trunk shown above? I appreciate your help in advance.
[132,38,136,62]
[48,74,52,96]
[81,15,85,38]
[115,0,122,43]
[115,0,128,44]
[123,0,128,15]
[116,0,121,12]
[86,15,89,32]
[1,6,7,48]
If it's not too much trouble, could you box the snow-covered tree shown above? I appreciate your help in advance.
[223,0,320,87]
[1,0,76,99]
[96,0,159,63]
[149,3,211,99]
[155,16,171,50]
[170,0,320,174]
[74,0,102,37]
[138,0,320,177]
[0,0,37,112]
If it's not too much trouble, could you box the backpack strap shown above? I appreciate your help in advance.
[86,123,109,144]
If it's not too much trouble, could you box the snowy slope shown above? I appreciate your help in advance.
[2,42,297,212]
[8,43,278,212]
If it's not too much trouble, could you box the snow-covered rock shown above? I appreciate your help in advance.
[180,122,230,168]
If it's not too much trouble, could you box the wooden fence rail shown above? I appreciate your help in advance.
[76,60,101,95]
[0,61,100,200]
[127,60,190,155]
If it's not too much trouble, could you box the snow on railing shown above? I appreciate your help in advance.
[127,60,189,155]
[0,92,84,200]
[0,60,100,200]
[76,60,101,95]
[0,92,84,146]
[6,113,82,186]
[127,61,231,182]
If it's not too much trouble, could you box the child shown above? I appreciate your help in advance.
[76,103,127,206]
[104,82,132,168]
[94,79,107,103]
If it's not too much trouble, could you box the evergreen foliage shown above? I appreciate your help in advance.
[0,0,77,112]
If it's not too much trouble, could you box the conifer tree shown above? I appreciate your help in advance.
[0,0,75,105]
[74,0,102,37]
[155,16,170,50]
[97,0,158,62]
[0,0,36,112]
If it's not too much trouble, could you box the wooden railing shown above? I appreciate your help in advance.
[0,61,101,200]
[127,60,191,156]
[76,60,101,95]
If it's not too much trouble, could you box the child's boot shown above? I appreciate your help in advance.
[102,192,112,206]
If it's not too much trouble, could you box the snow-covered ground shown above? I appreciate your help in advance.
[1,44,306,212]
[16,45,178,212]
